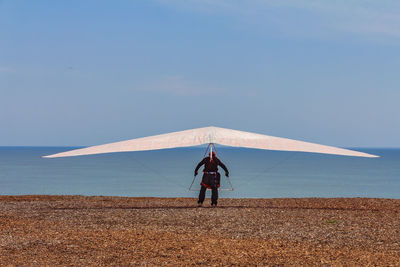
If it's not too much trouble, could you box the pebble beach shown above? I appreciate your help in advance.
[1,195,399,265]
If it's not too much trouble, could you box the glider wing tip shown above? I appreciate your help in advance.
[362,153,379,158]
[42,154,59,158]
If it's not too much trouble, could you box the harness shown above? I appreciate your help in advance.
[201,171,220,189]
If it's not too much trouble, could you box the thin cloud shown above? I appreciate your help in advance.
[0,67,13,73]
[139,75,225,96]
[156,0,400,40]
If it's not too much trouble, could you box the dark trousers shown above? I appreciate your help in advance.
[198,174,218,205]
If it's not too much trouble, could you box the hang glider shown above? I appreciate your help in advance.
[43,126,378,158]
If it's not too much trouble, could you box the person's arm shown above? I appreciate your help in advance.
[217,158,229,177]
[194,158,206,176]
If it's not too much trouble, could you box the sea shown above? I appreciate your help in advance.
[0,147,399,199]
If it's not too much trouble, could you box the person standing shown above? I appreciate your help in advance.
[194,151,229,207]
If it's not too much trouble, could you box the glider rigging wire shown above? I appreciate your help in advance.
[129,154,188,190]
[234,152,298,188]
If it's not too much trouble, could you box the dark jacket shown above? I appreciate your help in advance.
[195,156,229,174]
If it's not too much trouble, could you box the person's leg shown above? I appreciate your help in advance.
[198,174,208,205]
[210,174,218,206]
[198,185,206,205]
[211,186,218,206]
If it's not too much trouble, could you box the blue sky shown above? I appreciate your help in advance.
[1,0,399,147]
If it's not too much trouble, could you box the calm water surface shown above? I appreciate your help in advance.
[0,147,398,198]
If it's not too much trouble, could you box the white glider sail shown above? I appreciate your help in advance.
[43,126,378,158]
